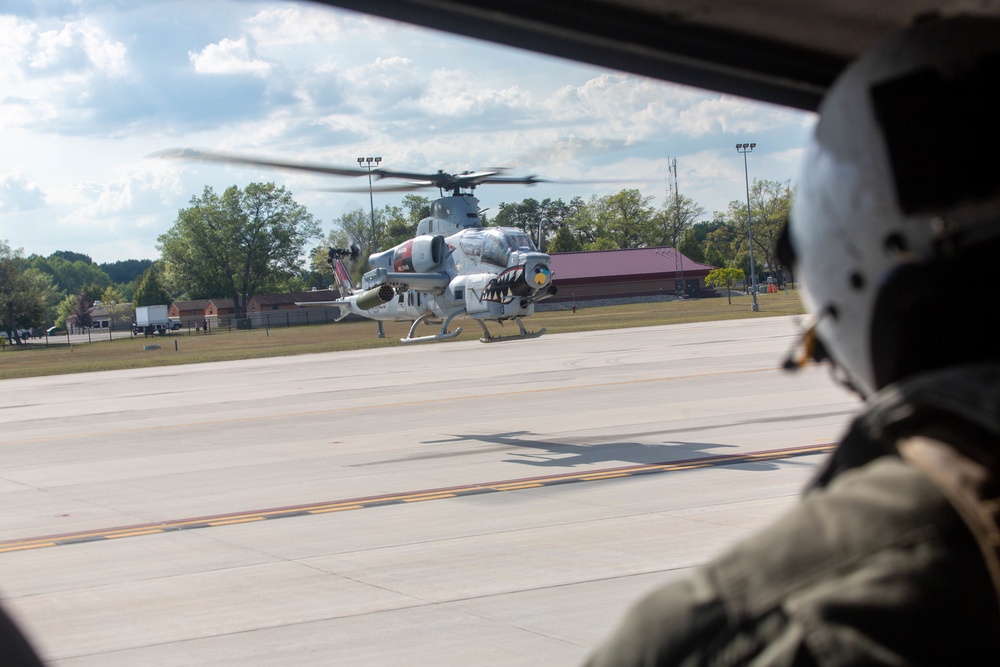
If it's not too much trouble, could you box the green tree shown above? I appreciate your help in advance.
[332,208,389,264]
[100,259,154,284]
[548,224,583,253]
[655,194,705,249]
[133,265,172,307]
[402,194,432,222]
[1,240,54,341]
[69,290,93,330]
[30,254,111,295]
[100,285,127,330]
[727,179,793,284]
[705,267,746,305]
[563,195,601,248]
[493,197,578,251]
[159,183,321,318]
[678,228,705,263]
[703,219,738,268]
[595,189,657,249]
[383,205,414,250]
[55,294,76,329]
[51,250,92,264]
[585,237,618,251]
[495,198,543,243]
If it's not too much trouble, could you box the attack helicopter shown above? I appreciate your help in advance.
[153,149,559,343]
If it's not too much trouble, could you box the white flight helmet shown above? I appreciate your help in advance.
[786,15,1000,396]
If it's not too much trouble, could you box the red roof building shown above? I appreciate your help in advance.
[169,300,211,322]
[548,246,716,301]
[246,289,340,313]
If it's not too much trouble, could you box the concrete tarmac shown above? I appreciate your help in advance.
[0,316,859,665]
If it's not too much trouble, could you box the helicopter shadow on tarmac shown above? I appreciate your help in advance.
[419,405,855,470]
[420,430,796,472]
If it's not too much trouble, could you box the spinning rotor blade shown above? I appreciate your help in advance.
[316,182,437,194]
[151,147,657,192]
[149,148,369,178]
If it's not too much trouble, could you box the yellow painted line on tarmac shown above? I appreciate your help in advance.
[207,517,267,527]
[579,472,631,481]
[402,493,456,503]
[0,443,836,554]
[105,529,165,539]
[308,504,365,514]
[491,483,544,491]
[0,542,57,553]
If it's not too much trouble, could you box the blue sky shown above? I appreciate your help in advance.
[1,0,816,264]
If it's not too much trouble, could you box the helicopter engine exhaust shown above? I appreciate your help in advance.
[354,284,395,310]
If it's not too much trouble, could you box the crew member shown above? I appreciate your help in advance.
[585,14,1000,665]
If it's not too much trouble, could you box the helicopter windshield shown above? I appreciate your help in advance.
[477,228,538,266]
[505,229,537,253]
[456,228,538,267]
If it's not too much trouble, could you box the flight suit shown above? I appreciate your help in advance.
[584,364,1000,666]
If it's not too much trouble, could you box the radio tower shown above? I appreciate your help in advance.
[668,158,683,298]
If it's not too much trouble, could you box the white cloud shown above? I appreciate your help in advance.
[340,56,419,102]
[0,169,47,211]
[51,167,185,231]
[675,96,803,136]
[0,15,128,128]
[539,73,812,142]
[418,68,527,117]
[244,5,343,47]
[29,18,127,75]
[190,37,272,77]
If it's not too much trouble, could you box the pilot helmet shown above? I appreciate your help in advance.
[783,15,1000,396]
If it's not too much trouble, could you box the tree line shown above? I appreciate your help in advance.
[2,177,793,335]
[0,243,160,340]
[488,179,793,284]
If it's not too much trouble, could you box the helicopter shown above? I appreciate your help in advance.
[153,149,559,343]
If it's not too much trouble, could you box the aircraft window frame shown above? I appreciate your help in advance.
[506,229,537,253]
[481,229,514,267]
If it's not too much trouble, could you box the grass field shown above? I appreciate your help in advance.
[0,290,804,380]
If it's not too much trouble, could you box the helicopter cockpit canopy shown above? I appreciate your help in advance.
[505,230,536,253]
[455,227,539,267]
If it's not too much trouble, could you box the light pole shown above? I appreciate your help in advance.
[358,157,384,337]
[357,157,382,253]
[737,143,759,312]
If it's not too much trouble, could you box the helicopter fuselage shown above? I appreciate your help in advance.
[304,193,556,342]
[347,224,553,324]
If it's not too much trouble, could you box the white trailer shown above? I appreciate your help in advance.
[133,305,182,336]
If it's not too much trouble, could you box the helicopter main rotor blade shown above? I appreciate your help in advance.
[476,175,543,186]
[149,148,370,178]
[150,147,658,191]
[314,182,436,194]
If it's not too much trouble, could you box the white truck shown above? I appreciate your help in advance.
[133,305,182,336]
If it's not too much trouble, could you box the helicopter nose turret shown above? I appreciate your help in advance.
[517,253,552,296]
[525,258,552,291]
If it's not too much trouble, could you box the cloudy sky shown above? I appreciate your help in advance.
[1,0,816,265]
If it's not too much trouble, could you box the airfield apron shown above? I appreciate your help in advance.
[583,363,1000,666]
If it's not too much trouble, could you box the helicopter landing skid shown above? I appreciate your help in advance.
[477,318,546,343]
[401,312,464,344]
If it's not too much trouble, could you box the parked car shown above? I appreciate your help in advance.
[45,326,62,336]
